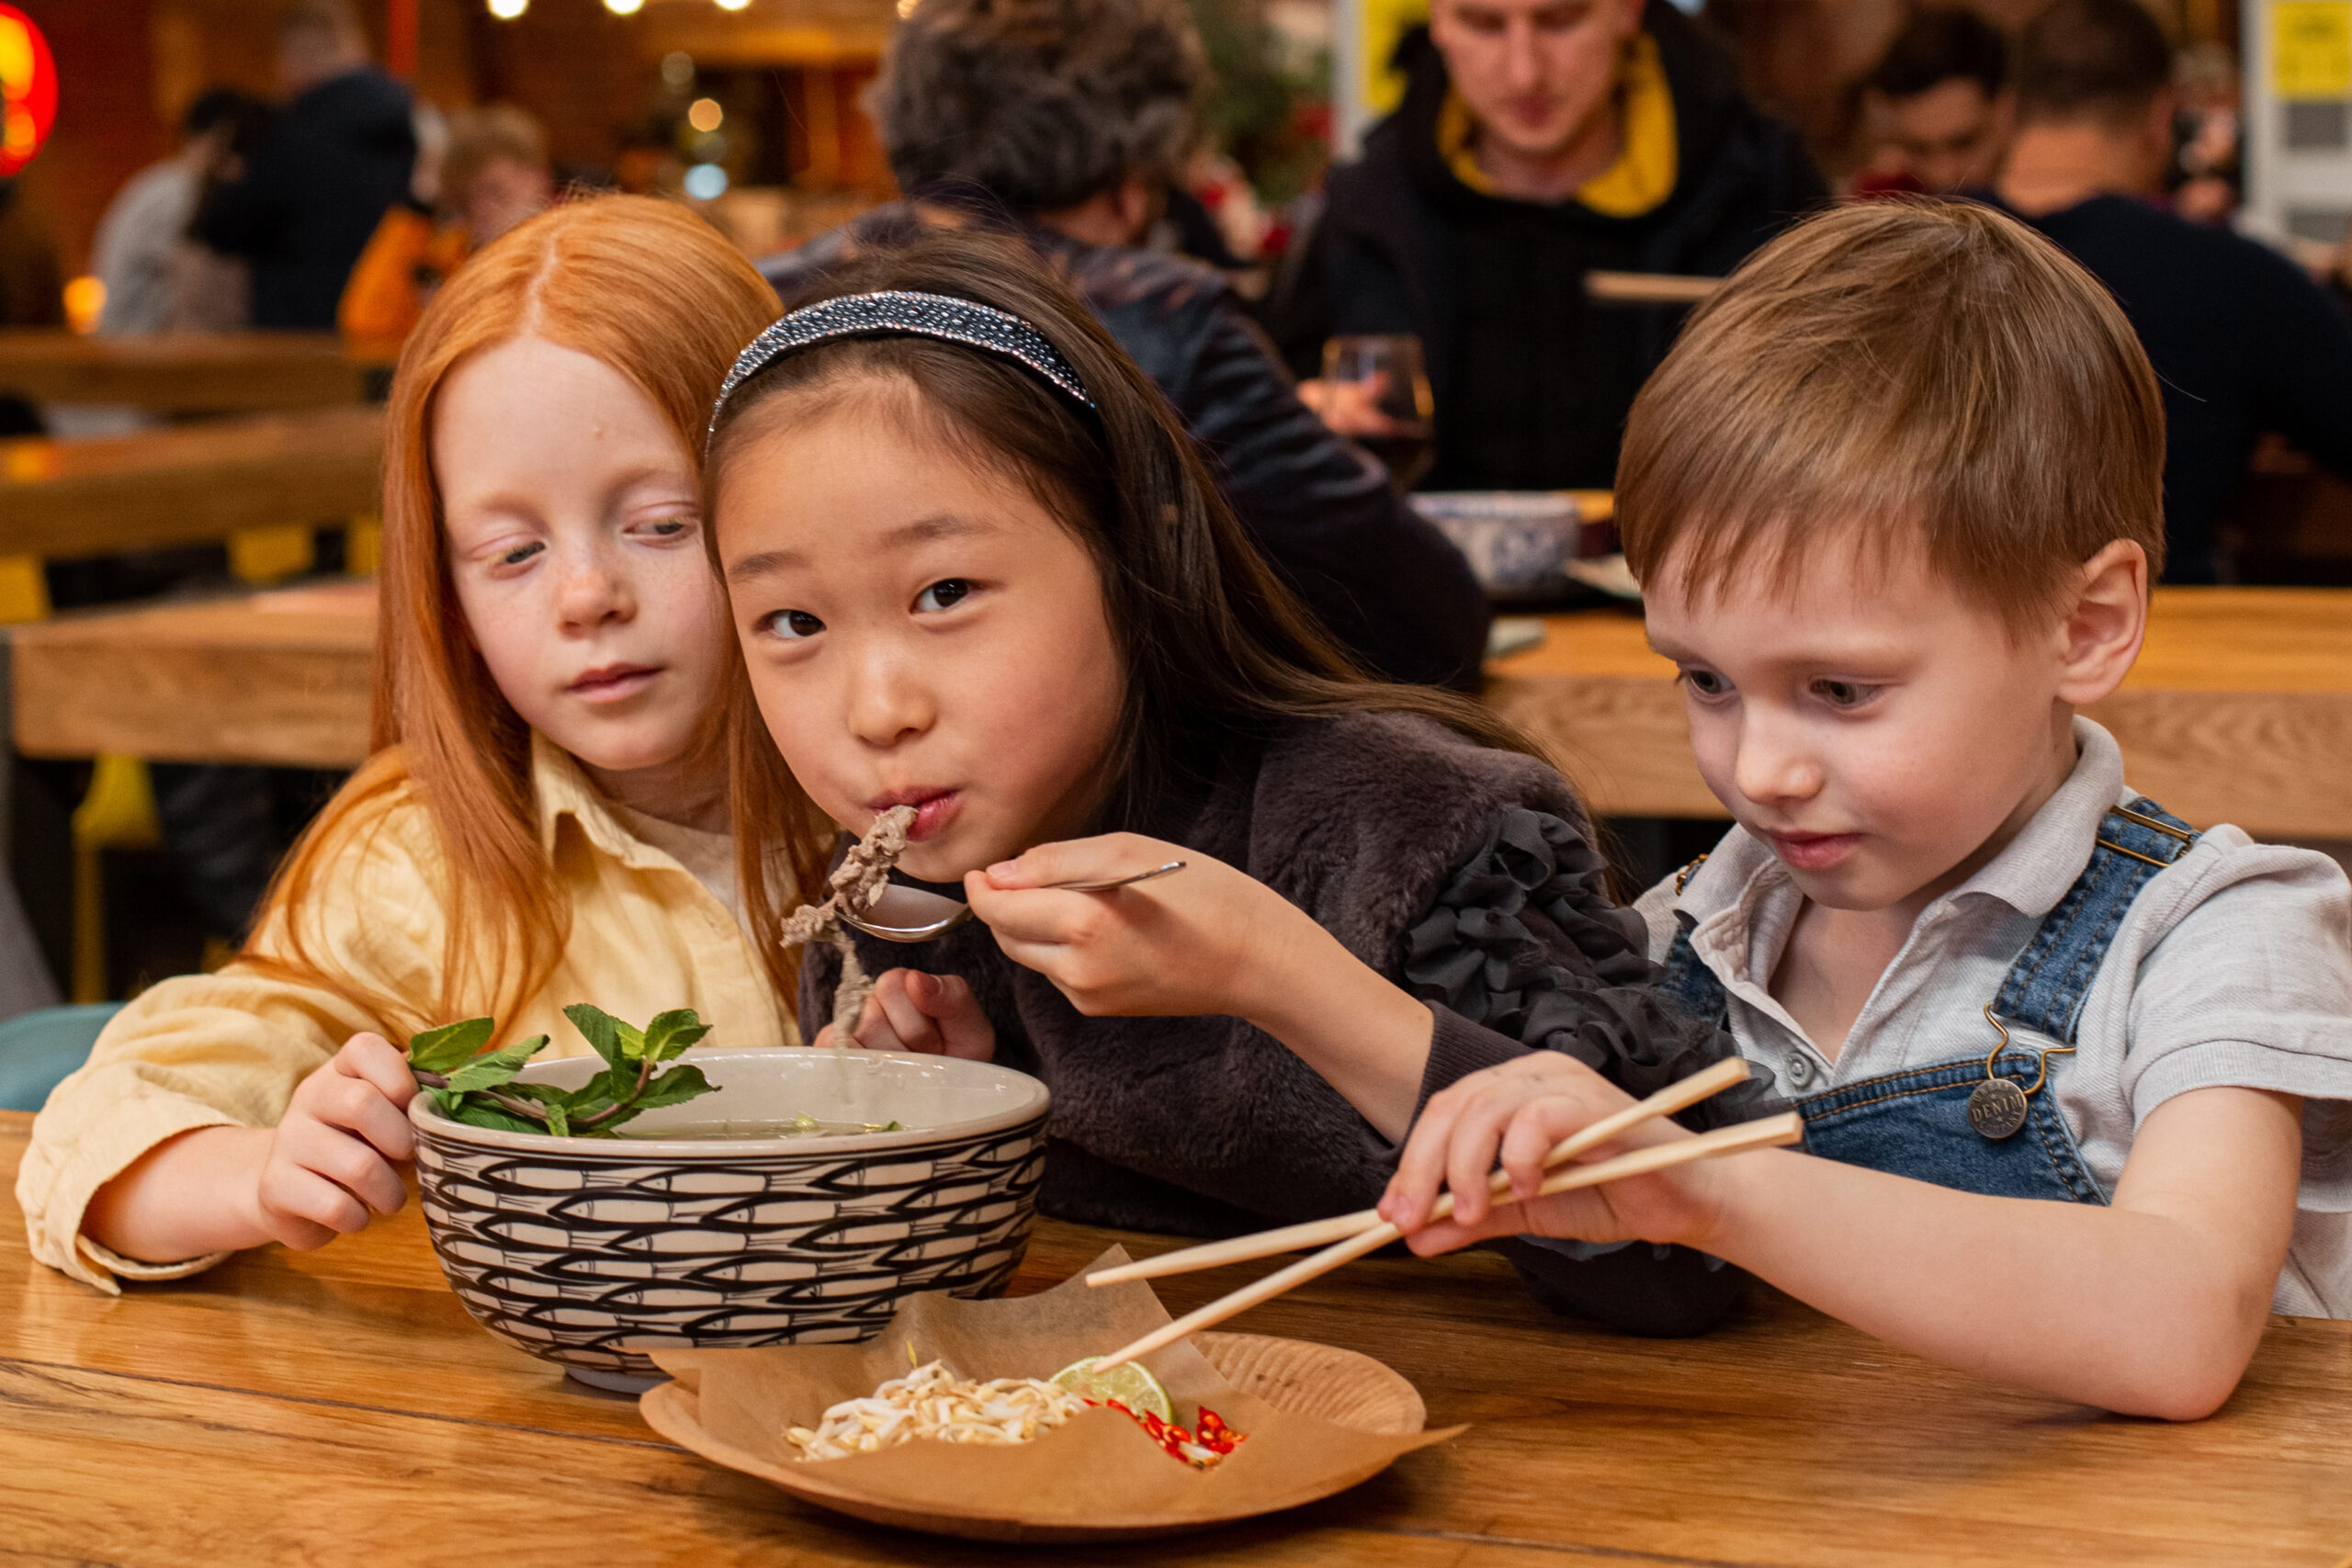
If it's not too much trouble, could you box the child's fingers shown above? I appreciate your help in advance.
[1403,1209,1511,1257]
[962,882,1106,947]
[845,991,909,1052]
[302,1068,416,1164]
[258,1162,372,1245]
[907,972,995,1061]
[1498,1100,1584,1201]
[283,1118,408,1216]
[1384,1092,1466,1231]
[1443,1100,1510,1229]
[335,1032,418,1108]
[870,971,947,1055]
[977,834,1162,892]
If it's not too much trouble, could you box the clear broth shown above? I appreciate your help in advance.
[615,1113,903,1141]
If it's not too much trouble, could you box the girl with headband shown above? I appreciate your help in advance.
[712,230,1770,1333]
[21,197,820,1289]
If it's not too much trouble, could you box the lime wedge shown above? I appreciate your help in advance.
[1050,1356,1173,1422]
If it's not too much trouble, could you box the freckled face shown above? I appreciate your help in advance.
[434,336,729,777]
[717,392,1126,883]
[1643,532,2071,912]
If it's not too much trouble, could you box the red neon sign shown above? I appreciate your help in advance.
[0,6,56,178]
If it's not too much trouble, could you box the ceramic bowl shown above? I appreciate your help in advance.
[410,1047,1050,1391]
[1408,491,1590,602]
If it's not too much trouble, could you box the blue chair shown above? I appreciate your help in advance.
[0,1003,124,1112]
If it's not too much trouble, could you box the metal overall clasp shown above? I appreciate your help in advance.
[1966,1003,2076,1141]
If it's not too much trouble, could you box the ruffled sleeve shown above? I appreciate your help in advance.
[1402,806,1769,1130]
[1396,807,1769,1328]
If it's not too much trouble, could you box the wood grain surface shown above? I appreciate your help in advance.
[0,406,384,560]
[3,1111,2346,1567]
[0,331,373,412]
[1487,588,2352,838]
[9,588,374,766]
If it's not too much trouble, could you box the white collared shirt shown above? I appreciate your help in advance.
[1635,718,2352,1317]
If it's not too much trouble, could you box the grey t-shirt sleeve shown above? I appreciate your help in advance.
[2118,836,2352,1212]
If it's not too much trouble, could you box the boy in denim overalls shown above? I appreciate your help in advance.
[1381,199,2352,1417]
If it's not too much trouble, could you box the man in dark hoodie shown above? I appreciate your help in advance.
[1275,0,1825,491]
[194,0,415,332]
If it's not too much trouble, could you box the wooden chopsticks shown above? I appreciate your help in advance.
[1088,1057,1758,1288]
[1585,270,1723,305]
[1087,1063,1800,1373]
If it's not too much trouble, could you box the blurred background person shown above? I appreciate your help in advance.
[91,91,270,337]
[1271,0,1826,494]
[1851,8,2011,197]
[191,0,415,332]
[2169,40,2241,225]
[1990,0,2352,583]
[340,105,554,346]
[769,0,1491,692]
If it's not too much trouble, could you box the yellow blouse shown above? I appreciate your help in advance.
[17,735,795,1293]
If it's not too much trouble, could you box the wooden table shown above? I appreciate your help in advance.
[4,1113,2347,1565]
[0,406,384,561]
[9,583,374,766]
[1489,588,2352,840]
[0,332,376,412]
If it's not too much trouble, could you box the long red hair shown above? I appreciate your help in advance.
[242,196,790,1038]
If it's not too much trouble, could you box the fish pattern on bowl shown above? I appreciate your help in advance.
[412,1047,1049,1391]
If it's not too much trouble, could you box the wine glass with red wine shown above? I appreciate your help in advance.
[1318,334,1435,491]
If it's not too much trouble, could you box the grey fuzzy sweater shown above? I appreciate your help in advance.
[799,711,1765,1335]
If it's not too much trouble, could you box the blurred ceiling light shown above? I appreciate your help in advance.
[487,0,526,16]
[896,0,919,15]
[604,0,643,13]
[684,164,729,200]
[686,97,724,132]
[714,0,752,9]
[661,51,695,87]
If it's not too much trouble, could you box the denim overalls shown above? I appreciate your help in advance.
[1660,800,2199,1203]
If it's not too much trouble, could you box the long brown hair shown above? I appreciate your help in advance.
[242,196,785,1038]
[707,229,1546,1002]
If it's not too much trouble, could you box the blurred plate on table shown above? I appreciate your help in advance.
[1565,553,1642,602]
[1409,491,1613,604]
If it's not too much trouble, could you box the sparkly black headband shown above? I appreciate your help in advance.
[707,289,1095,447]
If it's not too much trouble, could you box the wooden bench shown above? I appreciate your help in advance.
[0,406,384,560]
[8,583,375,768]
[0,331,376,412]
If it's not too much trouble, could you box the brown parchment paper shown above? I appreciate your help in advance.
[641,1247,1464,1542]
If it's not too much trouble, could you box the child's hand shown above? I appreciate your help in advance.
[251,1033,419,1250]
[964,833,1328,1021]
[1378,1052,1719,1255]
[825,969,995,1060]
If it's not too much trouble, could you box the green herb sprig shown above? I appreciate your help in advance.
[407,1004,718,1136]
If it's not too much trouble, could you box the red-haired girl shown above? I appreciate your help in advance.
[20,196,820,1291]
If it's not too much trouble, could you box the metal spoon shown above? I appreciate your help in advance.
[839,860,1189,943]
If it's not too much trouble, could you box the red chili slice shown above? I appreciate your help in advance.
[1084,1397,1247,1469]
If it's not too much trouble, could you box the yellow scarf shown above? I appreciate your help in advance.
[1439,32,1678,218]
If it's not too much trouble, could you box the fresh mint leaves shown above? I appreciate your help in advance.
[407,1004,718,1136]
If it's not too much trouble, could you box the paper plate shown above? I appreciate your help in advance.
[640,1248,1460,1542]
